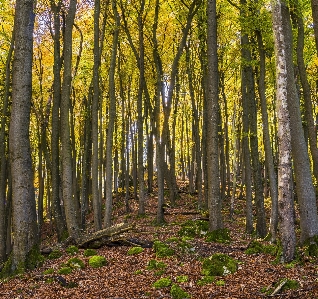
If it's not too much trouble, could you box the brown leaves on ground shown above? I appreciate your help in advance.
[1,191,318,299]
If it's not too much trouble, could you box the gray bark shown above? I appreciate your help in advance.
[104,0,120,228]
[207,0,223,230]
[271,0,296,261]
[9,0,39,273]
[60,0,80,240]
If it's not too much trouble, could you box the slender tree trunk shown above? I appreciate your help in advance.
[271,0,296,261]
[104,0,120,228]
[281,2,318,243]
[291,6,318,184]
[256,30,278,242]
[137,0,145,215]
[207,0,223,230]
[50,0,67,241]
[8,0,39,274]
[60,0,80,240]
[92,0,102,231]
[0,32,13,264]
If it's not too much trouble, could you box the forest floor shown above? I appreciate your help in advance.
[1,186,318,299]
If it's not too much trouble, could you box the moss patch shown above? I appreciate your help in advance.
[66,245,79,256]
[205,228,231,243]
[88,255,107,268]
[58,267,72,275]
[178,220,208,238]
[245,240,277,256]
[197,275,215,286]
[48,250,63,260]
[153,241,175,258]
[153,277,172,288]
[67,257,85,269]
[202,253,238,276]
[176,275,188,283]
[127,247,144,255]
[147,259,167,270]
[170,284,190,299]
[83,249,97,257]
[43,268,54,275]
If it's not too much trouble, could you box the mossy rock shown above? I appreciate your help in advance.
[245,240,277,256]
[127,247,144,255]
[166,237,195,254]
[170,284,190,299]
[67,257,85,269]
[88,255,107,268]
[202,253,238,276]
[153,277,172,288]
[153,241,174,258]
[58,267,72,275]
[66,245,79,256]
[197,275,215,286]
[48,250,63,260]
[205,228,231,243]
[83,249,97,257]
[147,259,167,270]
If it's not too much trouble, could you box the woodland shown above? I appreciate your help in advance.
[1,0,318,297]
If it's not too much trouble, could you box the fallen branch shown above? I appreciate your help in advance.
[78,222,133,248]
[271,279,286,296]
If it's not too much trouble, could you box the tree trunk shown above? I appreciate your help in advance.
[281,2,318,243]
[92,0,102,231]
[0,32,13,264]
[206,0,223,230]
[271,0,296,261]
[256,30,278,242]
[8,0,39,274]
[104,0,120,228]
[50,0,67,242]
[60,0,80,240]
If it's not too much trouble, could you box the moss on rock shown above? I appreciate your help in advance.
[202,253,238,277]
[88,255,107,268]
[153,241,174,258]
[127,247,144,255]
[153,277,172,289]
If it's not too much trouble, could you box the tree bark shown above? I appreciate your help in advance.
[60,0,80,240]
[206,0,223,230]
[8,0,39,274]
[104,0,120,228]
[271,0,296,261]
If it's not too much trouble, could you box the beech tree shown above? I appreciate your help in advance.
[6,0,39,275]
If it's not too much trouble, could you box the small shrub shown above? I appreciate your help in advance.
[147,259,167,270]
[58,267,72,275]
[43,268,54,275]
[127,247,144,255]
[66,245,79,255]
[153,241,174,258]
[205,229,231,243]
[153,277,172,288]
[215,280,225,286]
[197,276,215,286]
[154,269,166,276]
[202,253,238,276]
[67,257,85,269]
[170,284,190,299]
[83,249,97,257]
[176,275,188,283]
[89,255,107,268]
[48,250,63,260]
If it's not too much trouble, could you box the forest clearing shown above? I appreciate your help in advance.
[1,187,318,299]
